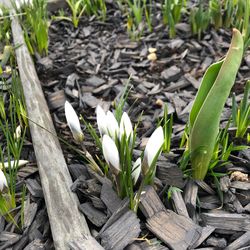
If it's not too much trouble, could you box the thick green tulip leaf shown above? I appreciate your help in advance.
[190,29,244,180]
[189,60,223,128]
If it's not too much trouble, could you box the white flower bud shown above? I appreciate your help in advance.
[65,101,84,142]
[143,126,164,173]
[1,160,29,169]
[119,112,133,141]
[14,125,22,140]
[102,135,120,175]
[0,169,8,192]
[96,105,108,136]
[132,157,141,184]
[106,111,119,140]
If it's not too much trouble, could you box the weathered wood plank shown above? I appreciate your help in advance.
[10,13,97,250]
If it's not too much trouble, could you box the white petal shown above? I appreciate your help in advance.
[0,8,3,16]
[119,112,133,140]
[15,1,21,9]
[106,111,119,140]
[2,160,29,169]
[96,105,108,136]
[132,157,141,184]
[144,126,164,168]
[15,125,22,139]
[102,135,120,174]
[65,101,83,142]
[0,169,8,192]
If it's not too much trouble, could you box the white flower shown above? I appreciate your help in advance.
[0,160,29,170]
[106,111,119,140]
[0,8,3,16]
[132,157,141,184]
[143,126,164,173]
[14,125,22,140]
[96,105,108,136]
[119,112,133,141]
[102,134,120,175]
[0,169,8,192]
[19,0,33,7]
[65,101,84,142]
[15,1,21,9]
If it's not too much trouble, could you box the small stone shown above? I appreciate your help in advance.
[155,99,164,107]
[148,47,157,53]
[147,53,157,61]
[230,171,248,182]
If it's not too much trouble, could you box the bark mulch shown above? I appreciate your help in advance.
[35,4,250,249]
[1,1,250,249]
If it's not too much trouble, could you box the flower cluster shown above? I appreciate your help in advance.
[96,105,164,185]
[65,101,164,207]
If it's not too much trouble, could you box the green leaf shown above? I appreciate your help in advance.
[190,29,244,180]
[189,60,223,128]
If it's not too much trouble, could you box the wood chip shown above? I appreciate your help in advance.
[25,178,43,198]
[156,162,184,188]
[161,66,181,83]
[191,226,215,249]
[171,189,189,218]
[206,236,227,248]
[202,211,250,231]
[99,210,141,250]
[147,210,201,250]
[68,235,104,250]
[100,183,123,214]
[184,180,198,218]
[230,181,250,191]
[79,202,107,227]
[225,231,250,250]
[47,89,66,110]
[139,186,167,219]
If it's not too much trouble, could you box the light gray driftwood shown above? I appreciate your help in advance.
[10,14,96,250]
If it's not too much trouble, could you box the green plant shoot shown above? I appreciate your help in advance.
[232,80,250,138]
[189,29,243,180]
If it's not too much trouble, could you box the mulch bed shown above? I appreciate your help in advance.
[36,3,250,249]
[1,1,250,249]
[0,135,54,249]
